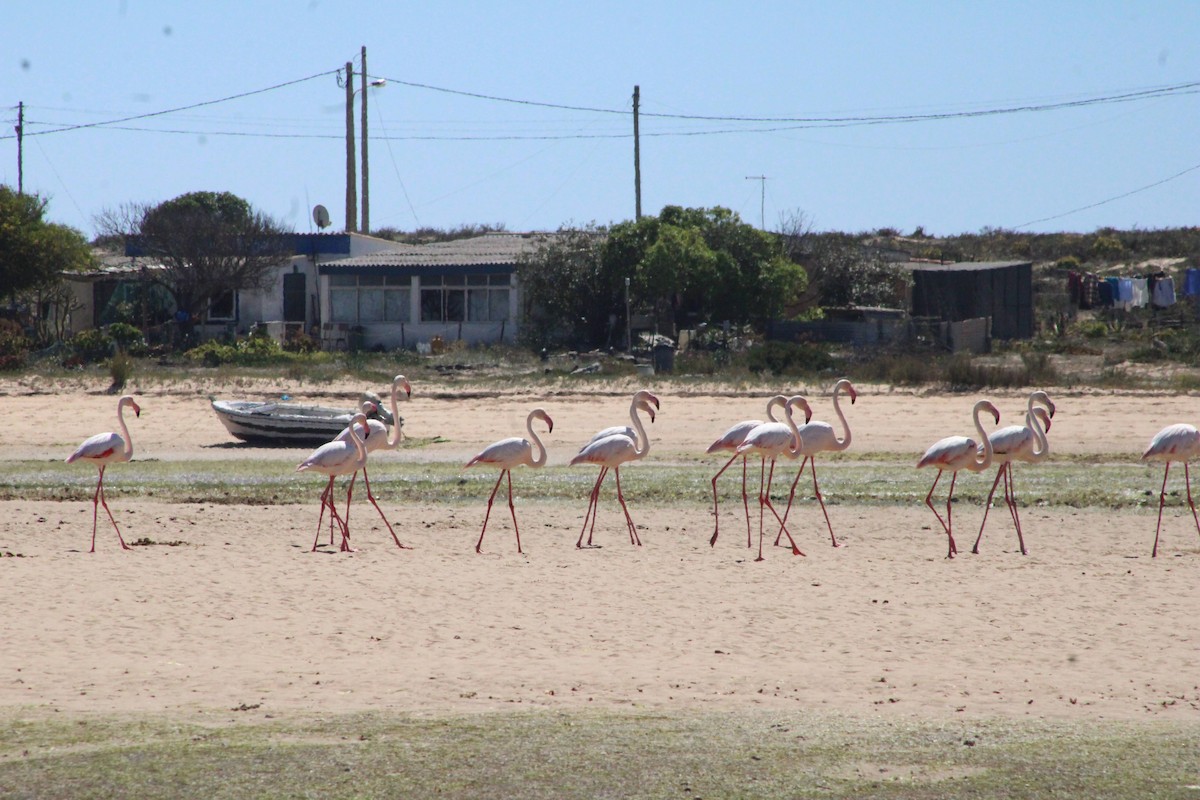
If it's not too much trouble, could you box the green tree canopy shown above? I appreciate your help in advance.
[98,191,291,319]
[0,186,93,300]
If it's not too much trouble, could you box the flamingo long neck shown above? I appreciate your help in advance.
[785,401,805,457]
[972,403,994,470]
[765,394,786,422]
[350,416,368,467]
[386,383,406,449]
[831,383,852,451]
[630,403,651,457]
[117,400,134,460]
[527,411,549,467]
[1027,398,1050,461]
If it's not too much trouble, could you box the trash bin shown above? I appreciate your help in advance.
[652,343,675,374]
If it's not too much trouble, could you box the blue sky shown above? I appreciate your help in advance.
[4,2,1198,240]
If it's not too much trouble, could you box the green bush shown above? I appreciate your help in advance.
[185,334,288,367]
[0,319,31,371]
[106,322,146,354]
[283,328,320,354]
[745,340,834,376]
[108,351,134,390]
[69,328,114,363]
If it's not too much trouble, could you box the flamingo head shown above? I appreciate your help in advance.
[394,375,412,399]
[1033,406,1052,432]
[120,396,142,418]
[981,400,1000,425]
[352,412,370,438]
[786,395,813,424]
[634,389,660,410]
[533,408,554,433]
[361,400,379,416]
[637,399,657,424]
[839,378,858,405]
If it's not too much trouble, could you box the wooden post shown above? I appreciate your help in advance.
[344,61,357,232]
[360,46,370,235]
[633,86,641,220]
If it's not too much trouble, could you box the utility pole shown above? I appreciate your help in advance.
[633,85,641,220]
[360,46,370,235]
[745,175,768,229]
[344,61,357,232]
[15,101,23,194]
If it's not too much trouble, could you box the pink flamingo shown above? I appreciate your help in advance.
[916,399,1000,559]
[1142,422,1200,557]
[465,408,553,554]
[332,375,412,550]
[776,378,858,548]
[707,395,790,549]
[297,412,370,552]
[582,389,659,445]
[973,391,1055,555]
[66,394,141,552]
[570,390,660,548]
[734,395,812,561]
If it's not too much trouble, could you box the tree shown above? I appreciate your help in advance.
[97,191,291,323]
[799,235,911,309]
[0,186,93,301]
[516,225,608,348]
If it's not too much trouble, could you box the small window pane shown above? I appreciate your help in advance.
[359,289,384,322]
[385,289,410,322]
[329,274,357,287]
[490,289,510,321]
[443,275,465,286]
[467,275,488,286]
[490,273,511,286]
[445,289,465,321]
[331,289,357,322]
[385,275,409,286]
[420,289,442,321]
[468,289,489,321]
[359,275,384,286]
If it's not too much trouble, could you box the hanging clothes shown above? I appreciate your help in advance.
[1129,278,1149,308]
[1067,271,1082,307]
[1081,273,1099,309]
[1152,276,1177,307]
[1117,278,1134,310]
[1185,269,1200,296]
[1097,280,1115,307]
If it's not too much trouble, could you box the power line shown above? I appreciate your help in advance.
[0,69,339,140]
[1014,161,1200,229]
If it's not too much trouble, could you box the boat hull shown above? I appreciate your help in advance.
[211,400,394,446]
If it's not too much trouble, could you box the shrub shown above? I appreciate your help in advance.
[69,328,114,363]
[108,351,134,390]
[184,334,287,367]
[106,322,147,355]
[745,340,834,376]
[283,328,320,354]
[0,319,31,371]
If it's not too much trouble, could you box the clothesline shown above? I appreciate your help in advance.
[1067,269,1190,310]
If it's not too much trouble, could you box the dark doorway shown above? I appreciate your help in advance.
[283,273,306,323]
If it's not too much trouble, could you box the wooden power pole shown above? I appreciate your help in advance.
[633,85,642,220]
[344,61,357,232]
[360,46,370,235]
[15,101,23,194]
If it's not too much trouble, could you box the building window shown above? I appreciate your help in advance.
[207,290,236,321]
[421,274,510,322]
[329,275,411,323]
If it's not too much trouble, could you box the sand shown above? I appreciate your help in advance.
[1,376,1198,724]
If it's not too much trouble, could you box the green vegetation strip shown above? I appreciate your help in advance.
[0,710,1197,799]
[0,458,1170,510]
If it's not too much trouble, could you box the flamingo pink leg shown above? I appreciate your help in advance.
[477,470,521,554]
[1185,463,1200,546]
[709,452,740,547]
[925,471,959,558]
[90,465,131,552]
[340,473,358,552]
[756,459,804,561]
[577,467,607,548]
[1152,463,1171,557]
[775,457,809,547]
[360,466,409,549]
[973,464,1007,554]
[741,457,752,547]
[613,468,641,546]
[312,476,350,552]
[1003,465,1027,555]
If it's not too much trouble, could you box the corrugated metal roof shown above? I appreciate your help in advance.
[320,232,557,269]
[897,260,1031,272]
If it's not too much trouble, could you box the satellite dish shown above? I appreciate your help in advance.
[312,204,331,230]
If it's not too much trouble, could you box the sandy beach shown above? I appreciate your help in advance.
[2,376,1198,726]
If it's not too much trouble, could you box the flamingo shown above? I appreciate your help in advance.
[734,395,812,561]
[570,390,660,548]
[916,399,1000,559]
[297,412,370,552]
[332,375,412,550]
[464,408,553,554]
[582,389,659,446]
[66,394,141,552]
[1142,422,1200,557]
[776,378,858,548]
[973,391,1055,555]
[707,395,791,549]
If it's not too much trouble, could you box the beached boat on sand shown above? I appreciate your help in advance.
[211,395,396,446]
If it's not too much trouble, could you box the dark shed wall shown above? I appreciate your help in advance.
[910,262,1031,339]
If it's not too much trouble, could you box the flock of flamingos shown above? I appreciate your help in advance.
[65,374,1200,560]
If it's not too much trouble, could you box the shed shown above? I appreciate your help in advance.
[900,260,1033,340]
